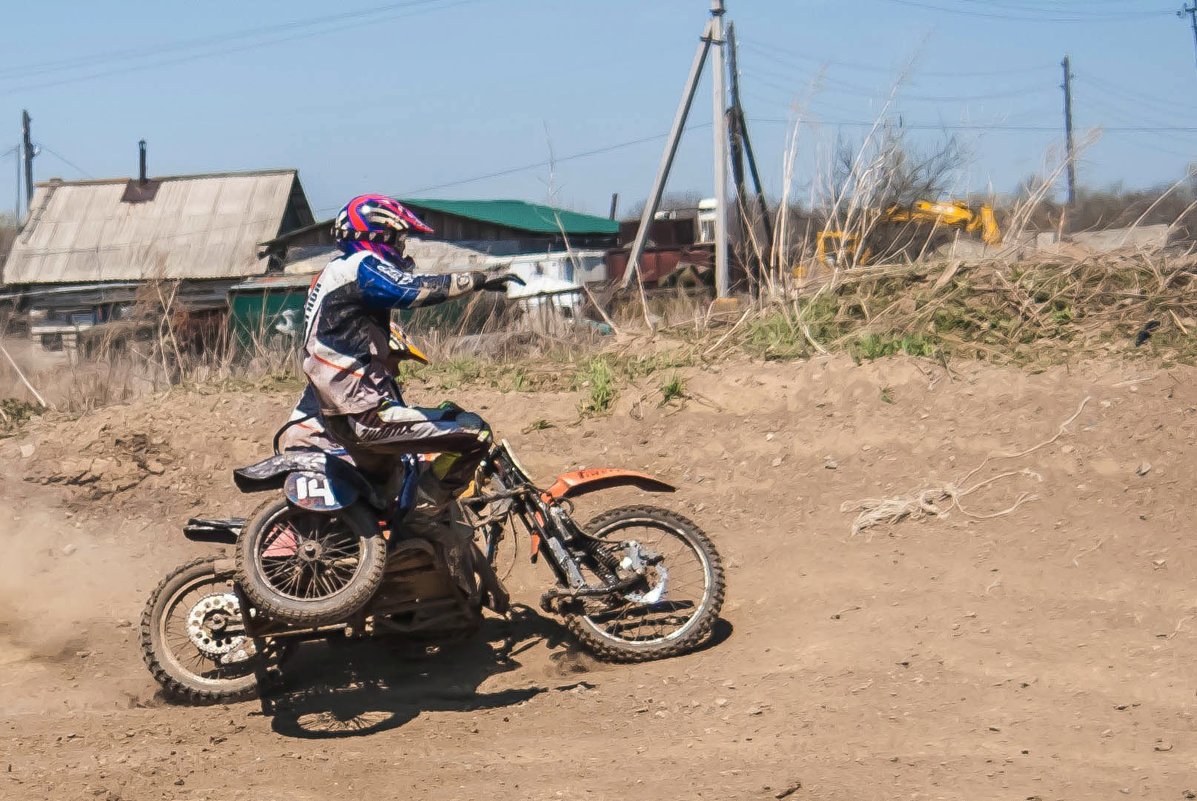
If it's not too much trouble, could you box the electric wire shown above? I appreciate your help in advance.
[882,0,1174,23]
[739,45,1055,102]
[372,123,717,209]
[0,0,488,97]
[39,146,94,179]
[0,0,454,81]
[740,37,1056,79]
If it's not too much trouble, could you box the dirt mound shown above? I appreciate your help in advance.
[29,428,173,497]
[17,392,295,515]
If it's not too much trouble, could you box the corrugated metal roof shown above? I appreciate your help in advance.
[281,245,338,276]
[3,170,301,284]
[401,199,620,236]
[229,273,317,292]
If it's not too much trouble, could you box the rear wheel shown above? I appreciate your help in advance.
[565,505,725,663]
[235,497,386,627]
[141,557,290,704]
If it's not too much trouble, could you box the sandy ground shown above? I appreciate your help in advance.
[2,355,1196,800]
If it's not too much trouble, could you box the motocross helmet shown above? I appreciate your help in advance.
[333,194,433,265]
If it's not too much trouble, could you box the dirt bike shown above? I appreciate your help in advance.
[141,438,726,703]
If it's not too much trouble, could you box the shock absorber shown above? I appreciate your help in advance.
[586,539,622,583]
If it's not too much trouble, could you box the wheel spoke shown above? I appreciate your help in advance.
[313,569,335,598]
[581,518,712,644]
[251,507,368,601]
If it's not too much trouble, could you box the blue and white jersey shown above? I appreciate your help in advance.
[301,251,480,415]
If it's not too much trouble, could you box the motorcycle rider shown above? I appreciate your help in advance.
[300,193,521,496]
[277,322,423,457]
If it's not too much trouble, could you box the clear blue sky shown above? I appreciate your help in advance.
[0,0,1192,220]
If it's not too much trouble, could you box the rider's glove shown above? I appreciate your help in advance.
[472,272,526,293]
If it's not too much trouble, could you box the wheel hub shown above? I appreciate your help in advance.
[186,593,246,657]
[297,540,323,563]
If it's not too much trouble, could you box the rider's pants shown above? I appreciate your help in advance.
[327,402,489,595]
[325,401,491,492]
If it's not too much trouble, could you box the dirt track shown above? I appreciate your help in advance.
[3,355,1197,800]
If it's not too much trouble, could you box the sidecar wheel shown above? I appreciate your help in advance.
[235,497,386,627]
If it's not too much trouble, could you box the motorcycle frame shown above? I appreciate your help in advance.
[187,443,674,640]
[468,443,675,598]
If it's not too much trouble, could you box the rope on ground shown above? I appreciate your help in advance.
[841,396,1091,538]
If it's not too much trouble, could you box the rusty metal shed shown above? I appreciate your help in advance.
[2,169,313,285]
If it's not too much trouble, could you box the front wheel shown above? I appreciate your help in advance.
[565,505,725,663]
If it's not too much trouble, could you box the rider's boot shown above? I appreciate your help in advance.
[399,471,479,600]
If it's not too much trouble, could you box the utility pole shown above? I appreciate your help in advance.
[1181,4,1197,70]
[14,141,20,222]
[619,17,713,291]
[621,2,735,299]
[1061,56,1076,209]
[725,22,751,283]
[725,21,774,289]
[21,110,34,209]
[710,0,730,299]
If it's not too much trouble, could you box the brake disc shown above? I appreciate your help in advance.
[186,592,246,658]
[618,542,668,605]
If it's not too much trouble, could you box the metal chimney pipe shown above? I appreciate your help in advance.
[138,139,147,185]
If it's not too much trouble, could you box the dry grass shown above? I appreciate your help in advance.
[7,56,1190,441]
[723,250,1197,367]
[3,243,1195,439]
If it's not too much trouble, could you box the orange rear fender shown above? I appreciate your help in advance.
[543,468,676,501]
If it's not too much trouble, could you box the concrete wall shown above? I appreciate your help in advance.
[1034,224,1170,254]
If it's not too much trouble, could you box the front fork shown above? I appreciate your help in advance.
[532,505,647,613]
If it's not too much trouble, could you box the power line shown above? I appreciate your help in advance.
[0,0,488,96]
[314,124,716,213]
[739,43,1056,104]
[1081,96,1197,156]
[744,82,1067,135]
[740,37,1055,79]
[748,117,1197,133]
[744,86,878,122]
[957,0,1169,15]
[743,58,1051,102]
[39,146,93,179]
[401,125,711,195]
[1083,93,1161,127]
[1104,130,1197,161]
[0,0,451,81]
[1080,75,1193,120]
[312,114,1197,214]
[818,72,1051,102]
[882,0,1173,23]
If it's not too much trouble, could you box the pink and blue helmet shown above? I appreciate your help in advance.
[333,194,433,264]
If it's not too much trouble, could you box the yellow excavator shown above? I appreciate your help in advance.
[812,200,1002,269]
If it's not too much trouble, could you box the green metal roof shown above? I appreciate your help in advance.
[400,199,619,237]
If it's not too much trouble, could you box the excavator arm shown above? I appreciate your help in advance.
[808,199,1001,273]
[886,200,1002,245]
[976,205,1002,245]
